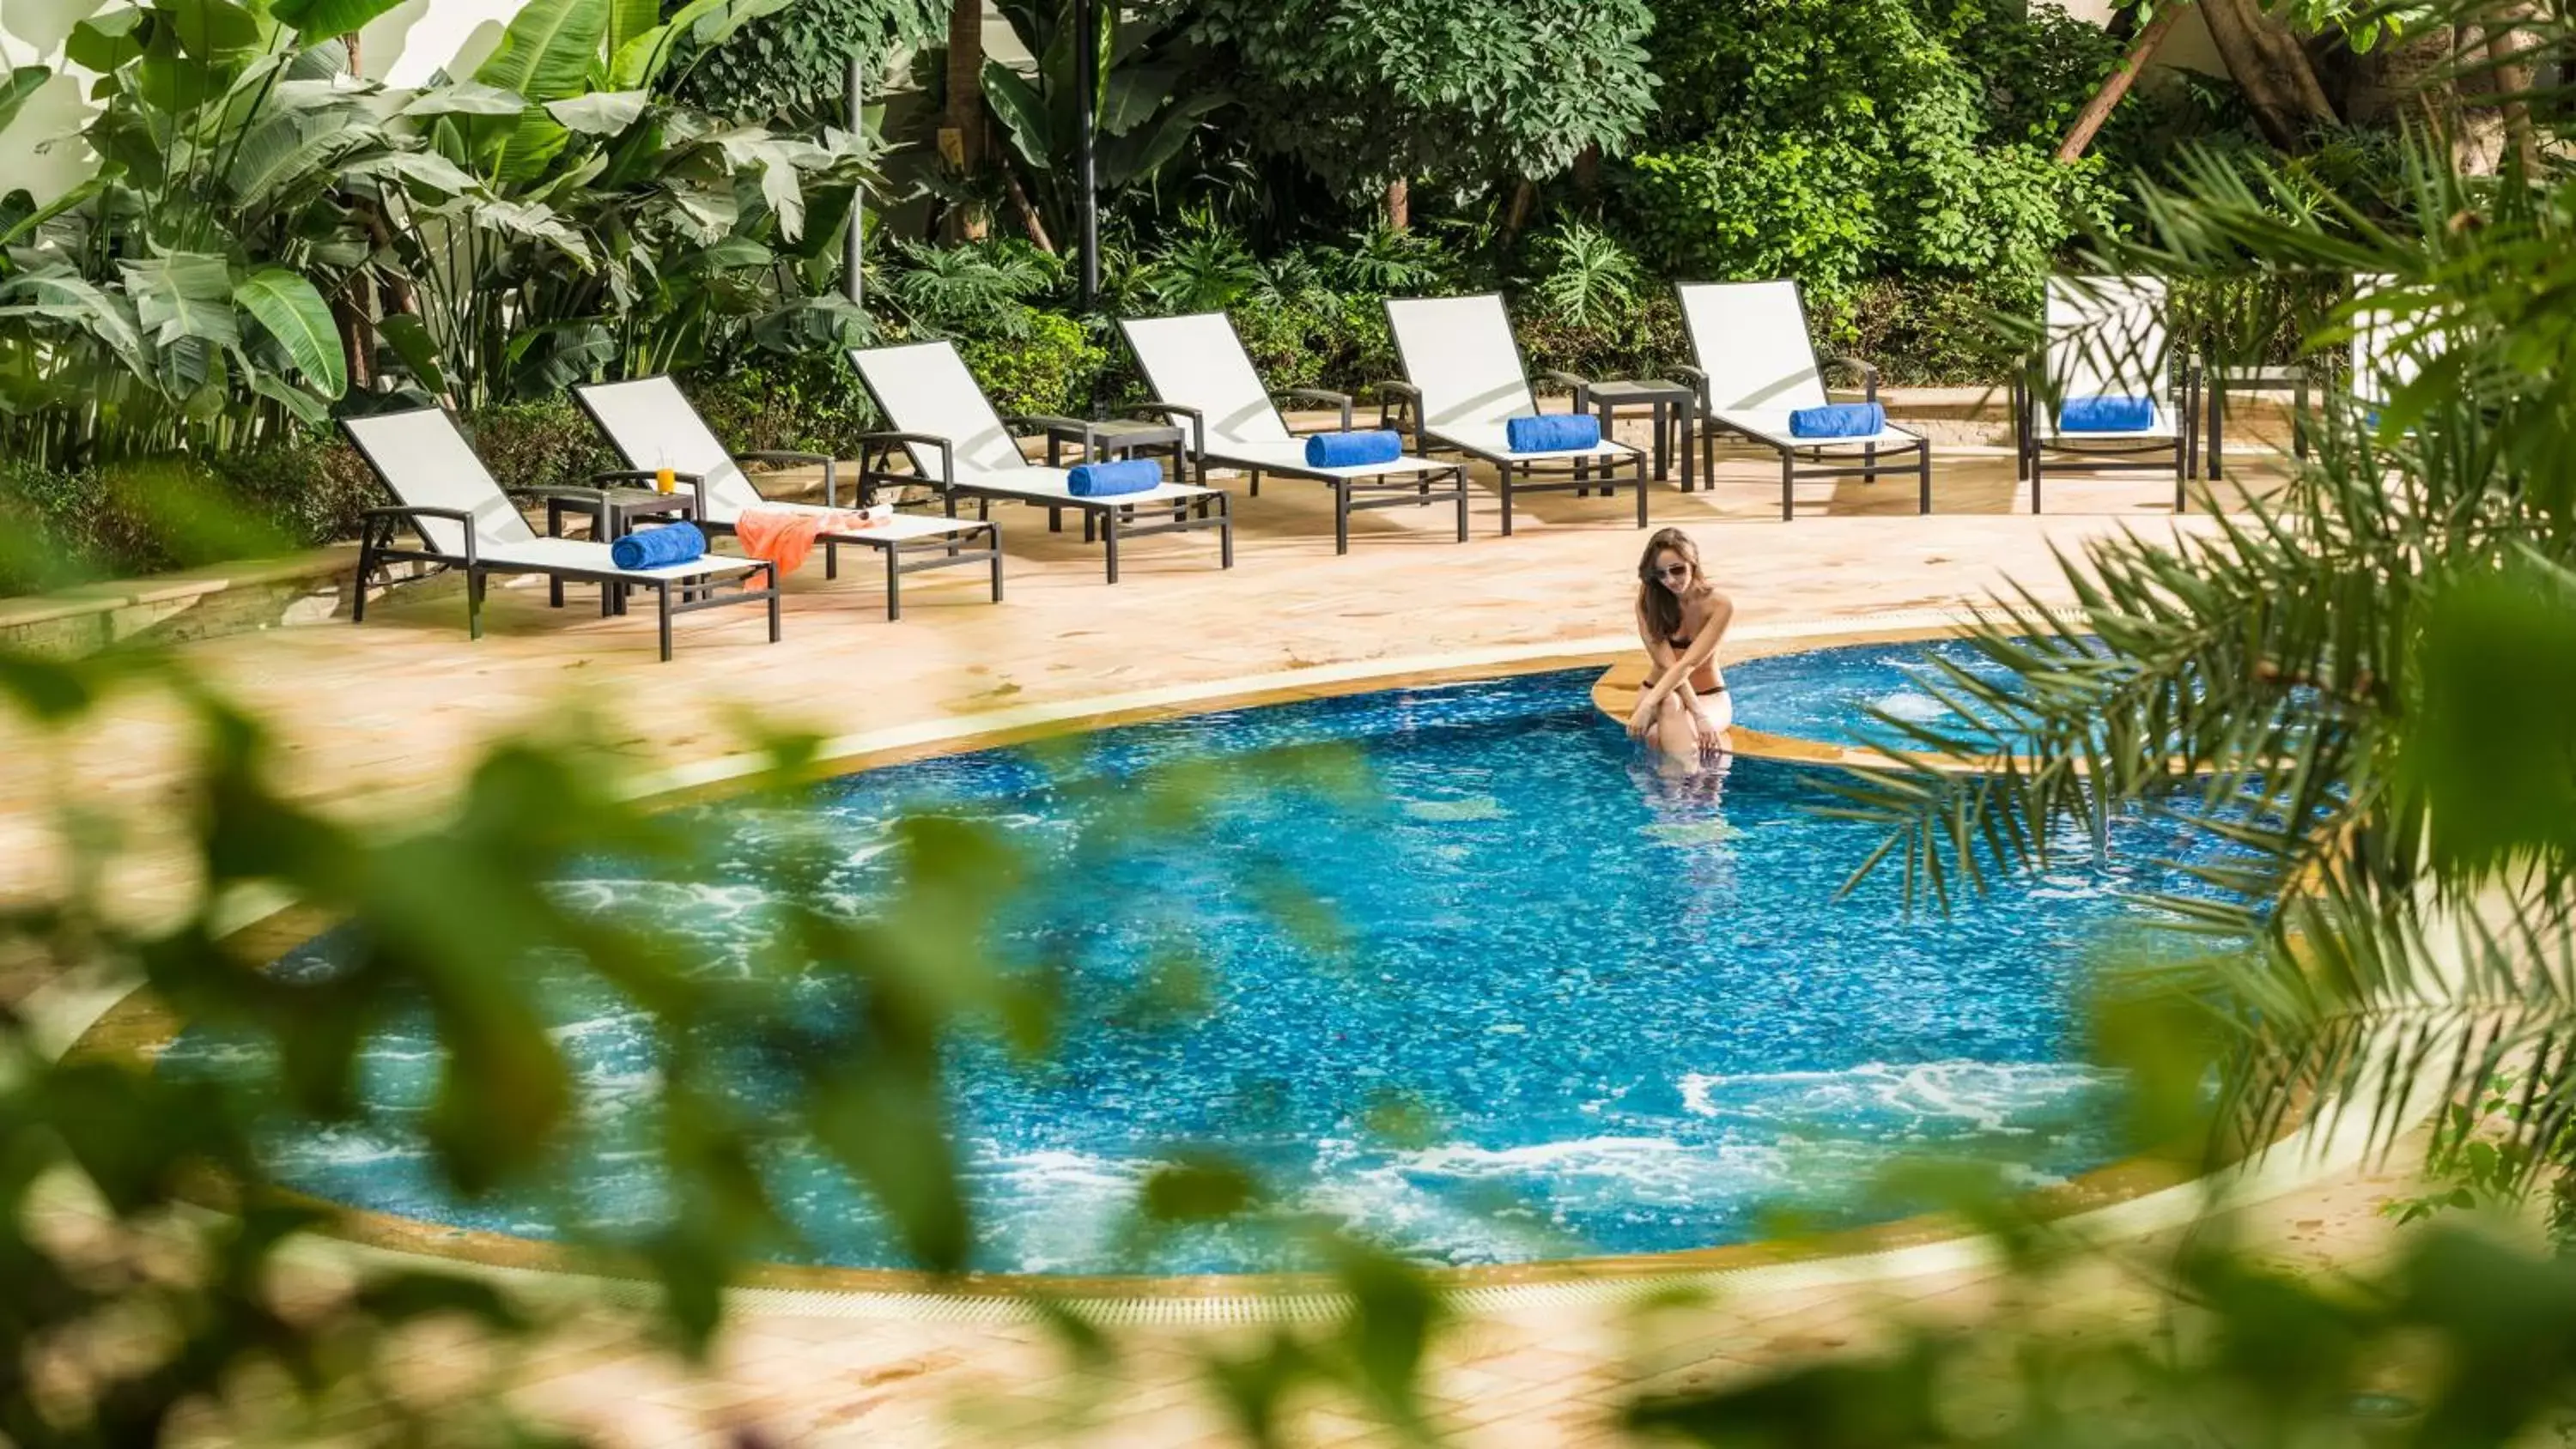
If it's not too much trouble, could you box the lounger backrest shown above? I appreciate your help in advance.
[848,341,1029,479]
[1677,281,1829,413]
[2044,275,2171,402]
[341,407,535,555]
[1385,294,1535,430]
[574,377,763,524]
[1121,312,1291,446]
[2348,274,2424,407]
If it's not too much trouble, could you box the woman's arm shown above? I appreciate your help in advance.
[1634,593,1735,720]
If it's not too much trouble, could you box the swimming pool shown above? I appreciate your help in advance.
[161,640,2202,1277]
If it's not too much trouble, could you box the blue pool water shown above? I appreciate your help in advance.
[162,643,2196,1276]
[1726,636,2024,749]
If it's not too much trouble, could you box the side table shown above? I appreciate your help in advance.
[1037,417,1190,537]
[1579,379,1698,493]
[2203,362,2312,480]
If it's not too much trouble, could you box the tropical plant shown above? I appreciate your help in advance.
[1139,215,1265,312]
[875,236,1063,339]
[1823,90,2576,1197]
[681,0,945,124]
[970,0,1234,252]
[1525,220,1645,329]
[370,0,877,408]
[0,9,384,467]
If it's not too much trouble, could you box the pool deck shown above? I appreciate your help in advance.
[2,434,2439,1446]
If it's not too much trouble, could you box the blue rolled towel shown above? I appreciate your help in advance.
[1788,401,1886,439]
[2058,395,2157,433]
[1305,429,1403,468]
[1504,413,1601,453]
[1066,458,1163,498]
[610,522,706,571]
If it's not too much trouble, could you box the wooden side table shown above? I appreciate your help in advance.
[1579,379,1698,492]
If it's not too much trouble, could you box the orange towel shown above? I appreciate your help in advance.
[732,507,889,576]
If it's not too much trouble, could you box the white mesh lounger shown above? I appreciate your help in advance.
[572,375,1002,621]
[846,340,1231,585]
[1118,311,1470,553]
[1379,294,1649,536]
[1676,280,1932,522]
[341,407,780,661]
[2013,275,2202,512]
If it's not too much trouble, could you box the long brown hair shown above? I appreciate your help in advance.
[1636,527,1703,645]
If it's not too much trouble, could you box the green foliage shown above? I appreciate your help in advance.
[1188,0,1658,205]
[1616,0,2123,312]
[877,237,1063,339]
[0,436,374,593]
[680,0,944,123]
[976,0,1234,250]
[960,308,1108,415]
[1525,221,1646,330]
[0,20,387,467]
[1623,130,1886,302]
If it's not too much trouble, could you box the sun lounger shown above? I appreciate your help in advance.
[844,341,1231,584]
[1120,311,1471,553]
[1378,294,1649,536]
[342,406,779,661]
[572,375,1001,621]
[1675,280,1932,521]
[2014,275,2201,512]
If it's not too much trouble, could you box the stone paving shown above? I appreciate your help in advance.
[4,422,2436,1448]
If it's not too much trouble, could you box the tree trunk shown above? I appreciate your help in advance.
[1001,165,1056,253]
[1501,179,1537,240]
[2055,3,2187,162]
[1384,178,1409,231]
[942,0,988,242]
[2198,0,2341,149]
[2483,1,2543,173]
[2339,23,2453,126]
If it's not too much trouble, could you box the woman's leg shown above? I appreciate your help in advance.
[1648,692,1704,773]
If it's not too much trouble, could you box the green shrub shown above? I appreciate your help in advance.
[1836,275,2043,385]
[959,312,1110,416]
[685,353,884,456]
[0,433,380,596]
[1622,130,1886,305]
[1513,294,1692,388]
[1615,0,2123,312]
[458,401,619,494]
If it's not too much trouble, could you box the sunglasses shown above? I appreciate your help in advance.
[1656,562,1692,579]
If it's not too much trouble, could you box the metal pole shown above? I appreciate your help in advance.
[844,51,866,306]
[1073,0,1098,312]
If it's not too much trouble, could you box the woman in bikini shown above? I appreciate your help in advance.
[1627,527,1735,772]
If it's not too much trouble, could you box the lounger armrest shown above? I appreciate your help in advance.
[1369,379,1421,434]
[507,483,627,537]
[1540,369,1594,409]
[1123,401,1206,458]
[1670,365,1712,411]
[1820,355,1880,403]
[854,431,956,493]
[363,504,479,566]
[1272,388,1355,432]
